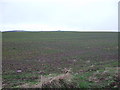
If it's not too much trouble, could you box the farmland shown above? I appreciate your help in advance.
[2,31,119,88]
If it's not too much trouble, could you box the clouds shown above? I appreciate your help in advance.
[0,0,119,31]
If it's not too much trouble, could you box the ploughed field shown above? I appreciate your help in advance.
[2,32,118,88]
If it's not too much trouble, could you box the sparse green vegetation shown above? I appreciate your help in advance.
[2,31,119,88]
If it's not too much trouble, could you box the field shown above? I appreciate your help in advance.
[2,31,119,88]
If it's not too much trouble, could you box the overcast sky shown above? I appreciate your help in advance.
[0,0,119,31]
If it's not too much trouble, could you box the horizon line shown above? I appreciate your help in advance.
[1,29,119,32]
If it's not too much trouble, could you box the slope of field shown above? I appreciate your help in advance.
[2,32,118,88]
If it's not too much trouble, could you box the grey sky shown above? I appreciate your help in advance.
[0,0,119,31]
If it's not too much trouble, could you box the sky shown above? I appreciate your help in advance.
[0,0,119,32]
